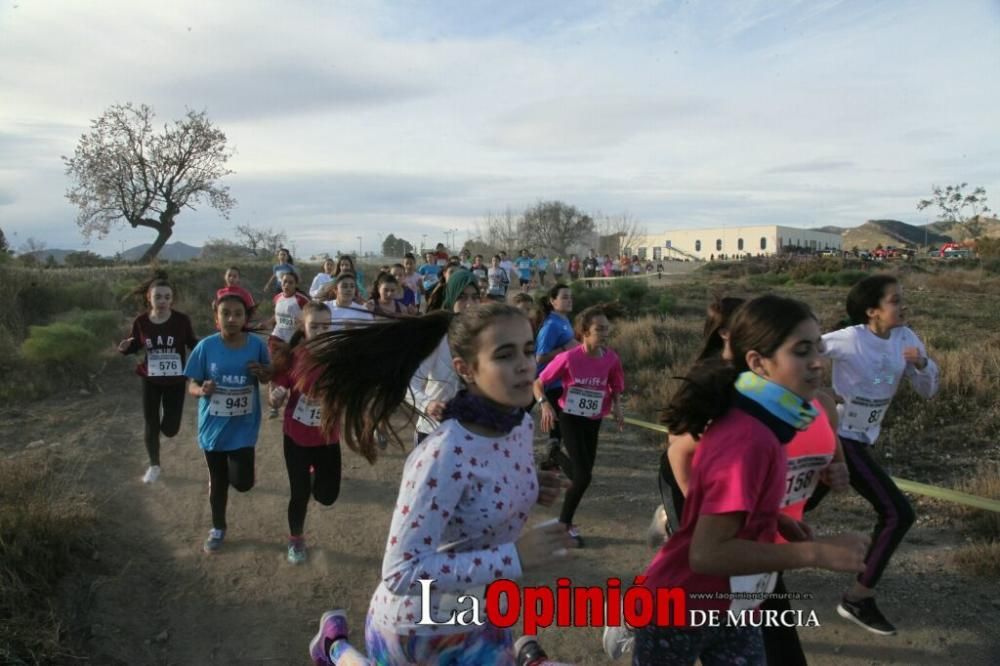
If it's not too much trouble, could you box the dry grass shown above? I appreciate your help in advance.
[0,453,96,664]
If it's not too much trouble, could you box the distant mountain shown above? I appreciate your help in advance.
[811,225,847,235]
[924,215,1000,242]
[842,219,952,250]
[122,241,202,262]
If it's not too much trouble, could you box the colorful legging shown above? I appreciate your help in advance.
[363,611,514,665]
[632,625,764,665]
[807,437,915,587]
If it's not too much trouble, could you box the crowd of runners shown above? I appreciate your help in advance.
[116,242,939,665]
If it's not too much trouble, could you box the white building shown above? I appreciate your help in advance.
[625,225,843,261]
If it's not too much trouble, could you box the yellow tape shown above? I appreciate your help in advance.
[621,416,1000,513]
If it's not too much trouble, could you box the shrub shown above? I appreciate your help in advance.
[0,454,94,663]
[59,310,122,343]
[20,323,105,388]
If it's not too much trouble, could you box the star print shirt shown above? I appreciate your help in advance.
[822,324,938,445]
[369,414,539,635]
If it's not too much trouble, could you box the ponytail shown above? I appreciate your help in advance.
[301,312,453,463]
[127,270,174,312]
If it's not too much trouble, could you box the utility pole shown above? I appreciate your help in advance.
[356,236,362,258]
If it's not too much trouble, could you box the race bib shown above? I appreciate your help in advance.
[275,313,295,330]
[782,455,831,507]
[147,351,182,377]
[841,396,892,434]
[563,386,604,418]
[729,572,777,612]
[292,394,322,427]
[209,385,254,417]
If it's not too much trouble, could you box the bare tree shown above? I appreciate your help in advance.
[595,211,647,256]
[63,103,235,263]
[519,201,594,257]
[477,208,523,253]
[19,237,47,255]
[233,223,288,257]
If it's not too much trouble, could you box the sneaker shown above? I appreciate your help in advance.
[514,635,548,666]
[203,528,225,554]
[308,609,349,666]
[375,429,388,451]
[288,537,307,565]
[567,525,584,548]
[602,623,635,659]
[269,407,280,419]
[837,596,897,636]
[142,465,161,484]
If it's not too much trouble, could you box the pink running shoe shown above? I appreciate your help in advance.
[308,609,349,665]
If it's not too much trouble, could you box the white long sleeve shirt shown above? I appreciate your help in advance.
[309,272,333,299]
[822,324,939,445]
[368,415,539,634]
[406,336,461,435]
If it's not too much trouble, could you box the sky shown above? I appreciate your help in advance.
[1,0,998,257]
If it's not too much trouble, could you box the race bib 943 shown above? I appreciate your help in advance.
[209,385,254,417]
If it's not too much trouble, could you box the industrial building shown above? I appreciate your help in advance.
[625,225,843,261]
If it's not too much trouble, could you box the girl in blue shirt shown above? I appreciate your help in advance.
[184,293,271,553]
[534,283,579,462]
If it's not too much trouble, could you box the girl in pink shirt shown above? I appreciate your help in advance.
[632,295,869,665]
[534,304,625,546]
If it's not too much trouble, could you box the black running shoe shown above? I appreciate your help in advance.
[837,596,897,636]
[514,635,548,666]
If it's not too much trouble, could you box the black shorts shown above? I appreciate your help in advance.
[519,278,530,286]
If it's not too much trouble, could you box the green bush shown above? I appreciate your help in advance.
[21,323,102,365]
[59,310,122,343]
[657,292,677,316]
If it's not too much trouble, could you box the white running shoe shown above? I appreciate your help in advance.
[602,623,635,659]
[142,465,161,483]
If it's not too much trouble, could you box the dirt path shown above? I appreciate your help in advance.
[4,362,998,665]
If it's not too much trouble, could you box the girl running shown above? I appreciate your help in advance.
[269,302,341,565]
[310,258,337,299]
[324,273,376,330]
[607,296,850,664]
[534,304,625,547]
[368,272,405,316]
[268,271,309,417]
[406,269,479,445]
[118,274,198,483]
[487,254,510,302]
[817,274,938,635]
[304,303,570,665]
[264,248,295,296]
[390,263,419,314]
[534,284,579,463]
[632,295,869,664]
[184,292,271,553]
[219,266,256,312]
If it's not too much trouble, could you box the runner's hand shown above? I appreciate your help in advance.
[536,470,569,507]
[815,533,870,573]
[540,402,556,433]
[821,462,850,492]
[269,386,288,408]
[247,362,272,382]
[903,346,927,369]
[117,337,135,353]
[426,401,447,421]
[201,380,216,396]
[516,522,572,570]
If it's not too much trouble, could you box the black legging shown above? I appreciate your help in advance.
[204,447,255,530]
[760,574,807,666]
[544,386,564,444]
[657,452,686,537]
[283,435,341,537]
[558,413,602,525]
[141,380,186,466]
[805,437,915,588]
